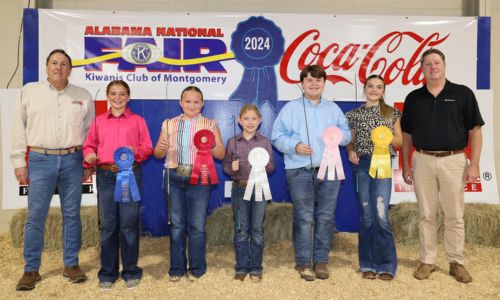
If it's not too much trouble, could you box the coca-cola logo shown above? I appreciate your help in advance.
[280,30,450,86]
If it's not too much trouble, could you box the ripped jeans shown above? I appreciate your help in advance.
[354,155,397,277]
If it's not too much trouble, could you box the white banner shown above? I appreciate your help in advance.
[37,10,478,102]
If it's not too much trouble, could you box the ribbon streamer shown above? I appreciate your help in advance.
[317,126,345,180]
[113,147,141,203]
[190,130,218,185]
[369,126,393,179]
[244,147,272,201]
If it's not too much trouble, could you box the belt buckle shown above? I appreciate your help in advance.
[176,165,192,177]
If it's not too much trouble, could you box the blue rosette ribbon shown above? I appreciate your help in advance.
[113,147,141,203]
[229,16,285,109]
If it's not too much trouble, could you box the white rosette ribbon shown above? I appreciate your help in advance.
[244,147,272,201]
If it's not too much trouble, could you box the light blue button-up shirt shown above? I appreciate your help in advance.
[271,96,351,169]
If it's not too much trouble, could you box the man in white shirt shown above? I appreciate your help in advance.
[11,49,94,291]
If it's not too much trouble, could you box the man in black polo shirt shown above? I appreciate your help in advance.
[401,48,484,284]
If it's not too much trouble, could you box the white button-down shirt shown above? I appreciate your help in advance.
[10,80,94,168]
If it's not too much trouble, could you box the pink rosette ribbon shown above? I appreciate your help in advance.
[317,126,345,180]
[190,129,218,185]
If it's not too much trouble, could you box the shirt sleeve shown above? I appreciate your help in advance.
[271,104,302,154]
[82,89,95,138]
[10,88,29,169]
[134,117,153,163]
[463,86,485,130]
[335,107,351,146]
[222,138,236,176]
[401,95,413,134]
[264,138,275,174]
[82,118,98,168]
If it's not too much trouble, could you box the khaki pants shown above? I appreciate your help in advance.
[412,151,467,265]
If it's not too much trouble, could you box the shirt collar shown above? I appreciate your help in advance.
[106,107,132,119]
[235,131,261,141]
[45,80,69,93]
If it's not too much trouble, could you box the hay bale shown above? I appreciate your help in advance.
[10,206,100,250]
[207,202,293,247]
[390,202,500,247]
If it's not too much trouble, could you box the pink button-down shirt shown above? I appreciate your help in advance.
[83,107,153,168]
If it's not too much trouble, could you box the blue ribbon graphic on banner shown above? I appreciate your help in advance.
[229,16,285,110]
[113,147,141,203]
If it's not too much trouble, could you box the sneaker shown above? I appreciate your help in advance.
[295,265,315,281]
[186,272,202,282]
[413,263,435,280]
[125,279,140,289]
[16,271,41,291]
[234,273,247,281]
[169,275,182,282]
[63,265,88,283]
[449,262,472,283]
[313,262,329,279]
[99,281,113,290]
[250,274,262,283]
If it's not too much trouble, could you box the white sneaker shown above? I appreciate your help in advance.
[99,281,113,290]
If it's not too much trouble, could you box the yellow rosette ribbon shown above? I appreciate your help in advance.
[369,126,393,179]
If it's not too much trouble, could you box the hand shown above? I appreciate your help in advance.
[157,133,169,151]
[232,159,239,172]
[84,153,97,164]
[127,146,135,154]
[464,164,480,183]
[14,167,28,185]
[295,143,313,156]
[348,150,359,164]
[402,165,413,185]
[83,168,94,182]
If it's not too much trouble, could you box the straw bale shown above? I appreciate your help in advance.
[207,202,293,247]
[10,206,100,250]
[390,202,500,247]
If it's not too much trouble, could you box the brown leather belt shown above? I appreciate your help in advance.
[233,179,248,188]
[98,163,138,173]
[30,146,82,155]
[176,164,193,177]
[417,149,465,157]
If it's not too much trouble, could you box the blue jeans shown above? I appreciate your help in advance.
[96,167,143,283]
[354,155,397,276]
[286,168,340,266]
[231,185,267,275]
[166,169,211,277]
[24,150,84,271]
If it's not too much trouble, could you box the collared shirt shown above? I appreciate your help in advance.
[222,132,275,181]
[10,80,94,168]
[161,114,218,168]
[345,104,401,156]
[82,107,153,168]
[271,96,351,169]
[401,80,484,151]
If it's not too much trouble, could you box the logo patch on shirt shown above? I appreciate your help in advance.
[444,98,456,102]
[72,100,84,105]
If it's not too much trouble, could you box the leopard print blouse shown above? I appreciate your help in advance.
[345,104,401,156]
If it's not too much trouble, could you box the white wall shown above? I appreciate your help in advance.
[0,0,497,232]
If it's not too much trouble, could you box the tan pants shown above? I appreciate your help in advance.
[412,151,467,265]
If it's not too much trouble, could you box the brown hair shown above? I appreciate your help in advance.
[420,48,446,66]
[364,74,394,121]
[239,104,261,118]
[299,65,327,82]
[106,80,130,95]
[181,85,204,101]
[46,49,72,69]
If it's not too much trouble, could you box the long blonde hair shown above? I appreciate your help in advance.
[364,74,394,121]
